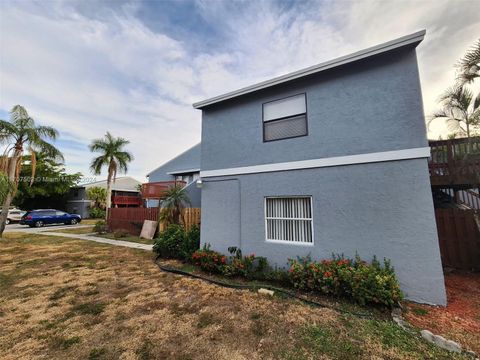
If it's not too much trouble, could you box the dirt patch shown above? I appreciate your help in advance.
[0,233,468,360]
[404,271,480,353]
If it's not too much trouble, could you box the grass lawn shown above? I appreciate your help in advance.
[0,232,468,360]
[48,226,95,235]
[80,219,100,225]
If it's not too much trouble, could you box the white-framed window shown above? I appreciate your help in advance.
[262,93,308,142]
[265,196,313,244]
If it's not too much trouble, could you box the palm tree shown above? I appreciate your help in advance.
[159,184,191,226]
[0,105,63,236]
[429,85,480,152]
[0,174,13,205]
[89,132,133,219]
[457,39,480,84]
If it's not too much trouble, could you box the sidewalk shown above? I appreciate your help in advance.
[40,231,153,251]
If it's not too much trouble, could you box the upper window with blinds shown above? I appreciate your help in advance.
[262,93,308,142]
[265,196,313,244]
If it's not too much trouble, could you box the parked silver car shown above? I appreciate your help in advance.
[4,208,26,224]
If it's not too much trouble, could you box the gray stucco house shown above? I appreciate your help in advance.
[67,176,142,218]
[146,143,201,208]
[193,30,446,305]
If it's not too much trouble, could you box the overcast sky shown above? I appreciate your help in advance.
[1,0,479,182]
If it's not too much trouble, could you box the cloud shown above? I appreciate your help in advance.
[0,0,479,181]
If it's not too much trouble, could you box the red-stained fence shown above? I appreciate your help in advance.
[107,208,159,235]
[435,208,480,271]
[107,207,201,236]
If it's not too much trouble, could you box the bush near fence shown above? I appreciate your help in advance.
[107,207,200,236]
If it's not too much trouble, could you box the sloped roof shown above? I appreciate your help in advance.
[81,176,141,192]
[193,30,425,109]
[146,143,201,177]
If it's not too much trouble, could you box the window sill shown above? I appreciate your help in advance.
[265,239,314,246]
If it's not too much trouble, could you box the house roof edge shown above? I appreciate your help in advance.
[192,30,426,109]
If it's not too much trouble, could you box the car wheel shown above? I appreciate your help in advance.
[5,219,10,225]
[70,219,78,225]
[34,221,44,228]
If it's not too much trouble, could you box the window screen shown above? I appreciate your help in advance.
[263,94,307,141]
[265,197,313,244]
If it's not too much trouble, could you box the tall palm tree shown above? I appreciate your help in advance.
[0,105,63,236]
[429,85,480,152]
[457,39,480,84]
[89,132,133,219]
[159,184,191,226]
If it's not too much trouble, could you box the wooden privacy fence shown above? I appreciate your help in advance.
[107,207,201,235]
[435,208,480,271]
[158,208,201,232]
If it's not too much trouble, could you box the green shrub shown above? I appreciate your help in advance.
[93,220,107,234]
[180,225,200,260]
[153,224,200,260]
[220,247,268,279]
[89,207,106,219]
[191,244,226,273]
[153,224,186,259]
[113,229,130,238]
[190,245,268,278]
[287,255,402,307]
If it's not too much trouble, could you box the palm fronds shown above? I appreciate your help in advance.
[457,39,480,84]
[159,185,191,226]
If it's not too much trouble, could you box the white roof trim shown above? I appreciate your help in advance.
[167,168,201,175]
[200,147,430,177]
[193,30,425,109]
[146,142,201,176]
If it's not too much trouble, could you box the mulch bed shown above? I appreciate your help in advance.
[404,271,480,353]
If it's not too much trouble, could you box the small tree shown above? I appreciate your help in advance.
[89,132,133,220]
[86,186,107,210]
[429,85,480,152]
[0,174,13,205]
[0,105,63,236]
[159,185,191,227]
[12,153,81,210]
[457,38,480,84]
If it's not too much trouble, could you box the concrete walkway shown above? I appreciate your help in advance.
[36,231,153,251]
[4,224,92,233]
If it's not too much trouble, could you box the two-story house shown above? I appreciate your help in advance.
[145,143,201,208]
[67,176,142,218]
[193,30,446,305]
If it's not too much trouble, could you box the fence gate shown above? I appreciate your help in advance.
[435,208,480,271]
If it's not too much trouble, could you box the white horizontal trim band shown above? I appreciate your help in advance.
[200,147,430,177]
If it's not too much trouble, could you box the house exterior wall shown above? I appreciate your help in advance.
[147,143,202,208]
[146,182,201,208]
[66,201,90,218]
[201,160,446,305]
[199,45,447,305]
[201,48,427,171]
[66,187,90,218]
[148,143,201,182]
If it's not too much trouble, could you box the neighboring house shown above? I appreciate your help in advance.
[145,143,201,208]
[193,30,446,305]
[67,176,142,218]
